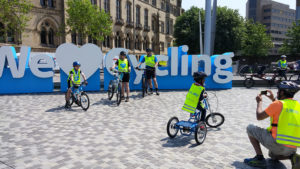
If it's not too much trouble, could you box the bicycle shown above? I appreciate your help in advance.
[69,82,90,111]
[135,67,155,97]
[107,69,123,106]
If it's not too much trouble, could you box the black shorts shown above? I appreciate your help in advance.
[121,73,130,82]
[67,80,71,89]
[146,69,156,80]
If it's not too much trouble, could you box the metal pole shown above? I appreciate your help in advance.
[199,9,203,54]
[133,0,135,55]
[204,0,212,56]
[211,0,217,55]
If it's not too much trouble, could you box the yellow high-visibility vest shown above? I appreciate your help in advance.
[118,59,129,72]
[145,55,156,67]
[68,68,81,85]
[182,84,204,114]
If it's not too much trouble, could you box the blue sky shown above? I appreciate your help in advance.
[182,0,296,18]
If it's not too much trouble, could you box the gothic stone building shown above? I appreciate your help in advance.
[0,0,183,55]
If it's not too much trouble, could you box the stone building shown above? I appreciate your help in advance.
[0,0,183,55]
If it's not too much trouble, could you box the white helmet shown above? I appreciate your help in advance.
[281,55,287,58]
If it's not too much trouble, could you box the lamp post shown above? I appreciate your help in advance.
[199,9,203,54]
[204,0,212,56]
[211,0,217,55]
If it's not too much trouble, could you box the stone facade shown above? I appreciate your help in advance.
[0,0,183,55]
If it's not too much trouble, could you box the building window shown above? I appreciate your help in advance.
[125,33,131,49]
[161,0,165,10]
[170,19,173,34]
[104,0,110,13]
[71,32,77,44]
[166,2,170,13]
[136,6,140,25]
[103,36,110,47]
[0,23,4,43]
[144,9,148,26]
[115,32,121,47]
[41,27,47,44]
[116,0,121,19]
[166,18,170,34]
[160,21,164,33]
[48,28,54,45]
[126,2,132,23]
[40,0,55,8]
[88,36,97,44]
[152,0,156,6]
[152,17,155,31]
[90,0,97,5]
[160,42,164,51]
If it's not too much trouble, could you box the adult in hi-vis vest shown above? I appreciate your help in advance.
[277,55,288,81]
[244,81,300,169]
[65,61,87,108]
[110,51,131,102]
[136,48,159,95]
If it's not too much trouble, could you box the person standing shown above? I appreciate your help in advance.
[277,55,288,80]
[136,48,159,95]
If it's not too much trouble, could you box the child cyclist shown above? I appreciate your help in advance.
[182,72,207,122]
[110,51,131,102]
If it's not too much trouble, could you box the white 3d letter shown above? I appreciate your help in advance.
[171,47,178,76]
[29,54,54,78]
[213,53,234,84]
[191,55,211,76]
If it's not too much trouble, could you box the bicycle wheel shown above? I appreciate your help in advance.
[80,92,90,111]
[108,81,114,100]
[205,113,225,128]
[67,93,74,106]
[244,78,254,88]
[195,122,207,145]
[167,117,179,138]
[239,65,251,77]
[116,84,122,106]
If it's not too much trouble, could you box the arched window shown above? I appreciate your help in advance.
[48,28,54,45]
[125,33,131,49]
[116,0,121,19]
[115,32,121,47]
[41,27,47,44]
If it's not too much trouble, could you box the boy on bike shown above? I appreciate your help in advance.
[135,48,159,95]
[65,61,87,108]
[182,72,207,122]
[110,51,131,102]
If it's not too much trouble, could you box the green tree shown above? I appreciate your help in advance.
[0,0,32,44]
[174,6,244,54]
[66,0,112,43]
[241,20,273,57]
[279,23,300,55]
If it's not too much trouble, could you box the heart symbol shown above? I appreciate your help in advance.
[55,43,103,79]
[120,63,126,68]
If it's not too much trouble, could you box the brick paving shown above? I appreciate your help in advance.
[0,88,299,169]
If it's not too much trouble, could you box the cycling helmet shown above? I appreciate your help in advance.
[146,48,152,52]
[281,55,287,58]
[193,72,207,82]
[73,61,80,67]
[120,51,126,56]
[277,81,300,95]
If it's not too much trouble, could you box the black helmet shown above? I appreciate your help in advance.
[120,51,126,56]
[278,81,300,95]
[193,72,207,82]
[146,48,152,52]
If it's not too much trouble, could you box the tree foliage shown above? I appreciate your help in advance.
[0,0,32,44]
[241,20,273,57]
[174,6,244,54]
[66,0,112,42]
[279,23,300,55]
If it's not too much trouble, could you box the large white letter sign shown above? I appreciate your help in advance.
[0,46,30,78]
[171,47,178,76]
[191,55,211,76]
[213,52,234,84]
[29,54,54,78]
[55,43,103,79]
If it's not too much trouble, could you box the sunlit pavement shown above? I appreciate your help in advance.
[0,88,298,169]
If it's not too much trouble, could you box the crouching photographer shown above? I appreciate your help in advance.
[244,81,300,169]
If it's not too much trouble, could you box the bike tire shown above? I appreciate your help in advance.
[80,92,90,111]
[239,65,250,77]
[108,81,114,100]
[167,117,179,138]
[67,93,74,106]
[142,77,146,98]
[205,113,225,128]
[116,84,122,106]
[195,122,207,145]
[244,78,254,88]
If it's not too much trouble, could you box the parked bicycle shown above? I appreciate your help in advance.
[69,82,90,111]
[107,69,123,106]
[135,67,155,97]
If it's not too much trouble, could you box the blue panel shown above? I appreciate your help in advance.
[60,69,100,92]
[0,68,53,94]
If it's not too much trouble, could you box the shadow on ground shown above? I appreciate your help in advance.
[232,159,288,169]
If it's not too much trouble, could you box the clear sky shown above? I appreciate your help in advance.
[182,0,297,18]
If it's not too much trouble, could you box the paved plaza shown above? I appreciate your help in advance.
[0,88,299,169]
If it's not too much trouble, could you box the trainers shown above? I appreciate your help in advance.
[125,97,129,102]
[121,96,125,100]
[244,156,267,168]
[156,91,160,95]
[64,102,70,109]
[292,153,300,169]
